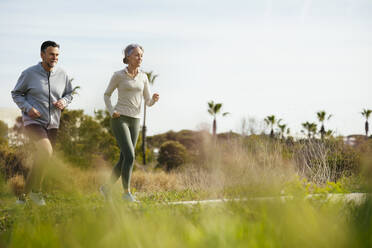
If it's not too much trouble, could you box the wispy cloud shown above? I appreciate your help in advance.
[264,0,273,20]
[300,0,312,24]
[0,0,371,136]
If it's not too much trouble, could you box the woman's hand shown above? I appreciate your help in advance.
[112,111,120,119]
[152,93,159,102]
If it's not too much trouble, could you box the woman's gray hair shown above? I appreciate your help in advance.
[123,44,144,64]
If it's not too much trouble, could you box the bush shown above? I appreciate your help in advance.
[157,141,187,171]
[293,139,360,183]
[148,130,208,164]
[0,120,8,146]
[0,144,29,180]
[57,109,120,168]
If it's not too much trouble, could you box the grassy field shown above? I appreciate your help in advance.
[0,160,371,248]
[1,188,371,247]
[1,137,371,247]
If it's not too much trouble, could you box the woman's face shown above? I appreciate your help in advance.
[127,47,143,67]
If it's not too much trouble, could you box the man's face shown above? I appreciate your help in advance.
[41,46,59,68]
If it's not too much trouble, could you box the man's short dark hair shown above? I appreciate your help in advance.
[41,41,60,52]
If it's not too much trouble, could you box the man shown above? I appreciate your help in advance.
[11,41,73,205]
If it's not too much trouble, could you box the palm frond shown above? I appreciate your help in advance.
[72,86,81,95]
[214,104,222,114]
[145,71,158,85]
[208,101,214,109]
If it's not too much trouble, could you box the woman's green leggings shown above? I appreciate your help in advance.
[109,115,140,190]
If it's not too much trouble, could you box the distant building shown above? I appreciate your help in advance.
[344,134,368,147]
[0,108,22,129]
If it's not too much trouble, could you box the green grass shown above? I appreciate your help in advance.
[0,187,371,248]
[0,154,371,248]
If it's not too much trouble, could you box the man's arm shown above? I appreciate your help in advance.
[11,71,33,113]
[62,76,74,106]
[55,76,74,110]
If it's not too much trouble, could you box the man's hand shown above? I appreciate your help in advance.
[28,107,41,119]
[112,111,120,119]
[152,93,159,102]
[53,99,65,110]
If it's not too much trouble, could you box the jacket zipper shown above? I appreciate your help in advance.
[47,71,51,128]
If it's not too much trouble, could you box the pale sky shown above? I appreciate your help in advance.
[0,0,371,136]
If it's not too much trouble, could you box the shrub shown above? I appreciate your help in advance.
[157,141,187,171]
[57,109,120,168]
[0,144,29,180]
[7,174,25,196]
[0,120,8,146]
[293,139,360,183]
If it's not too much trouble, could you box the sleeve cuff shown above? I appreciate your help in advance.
[60,98,68,107]
[24,103,33,113]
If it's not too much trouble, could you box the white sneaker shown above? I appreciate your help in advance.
[15,194,26,205]
[29,191,46,206]
[122,192,138,202]
[99,185,112,202]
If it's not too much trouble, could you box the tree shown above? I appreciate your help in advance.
[94,109,112,134]
[325,130,333,139]
[0,120,8,145]
[316,111,332,140]
[69,78,80,96]
[301,121,317,139]
[57,109,120,167]
[207,101,229,136]
[264,115,278,138]
[157,141,187,171]
[361,109,372,137]
[277,120,287,140]
[142,71,158,165]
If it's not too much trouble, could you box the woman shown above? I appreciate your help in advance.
[100,44,159,202]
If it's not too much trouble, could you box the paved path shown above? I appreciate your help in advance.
[167,193,369,205]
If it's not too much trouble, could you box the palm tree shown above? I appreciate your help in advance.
[325,130,333,139]
[277,120,287,140]
[61,79,80,113]
[142,71,158,165]
[316,110,332,140]
[301,121,317,139]
[207,101,229,136]
[72,86,80,95]
[264,115,278,138]
[361,108,372,137]
[68,78,80,96]
[310,123,317,138]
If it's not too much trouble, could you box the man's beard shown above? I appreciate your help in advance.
[46,61,56,68]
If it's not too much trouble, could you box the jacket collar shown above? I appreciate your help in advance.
[38,62,57,75]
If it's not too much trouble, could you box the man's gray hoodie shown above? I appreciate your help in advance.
[11,62,73,129]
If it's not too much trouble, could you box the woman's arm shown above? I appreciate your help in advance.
[143,77,157,106]
[104,73,119,116]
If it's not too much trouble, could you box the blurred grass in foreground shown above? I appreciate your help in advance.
[0,192,371,248]
[0,136,371,247]
[0,164,371,248]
